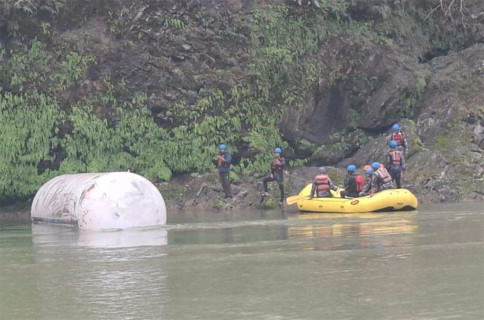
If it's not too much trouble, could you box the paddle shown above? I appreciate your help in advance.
[285,195,310,205]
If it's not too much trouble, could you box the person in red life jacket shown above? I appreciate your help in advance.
[359,166,375,196]
[371,162,394,193]
[262,147,286,205]
[386,140,406,188]
[214,144,232,198]
[389,124,409,155]
[341,164,364,198]
[310,167,338,198]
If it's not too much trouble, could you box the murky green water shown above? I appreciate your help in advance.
[1,203,483,320]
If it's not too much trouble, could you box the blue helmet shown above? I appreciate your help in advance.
[274,147,282,154]
[371,162,380,170]
[365,168,374,175]
[392,124,400,131]
[389,140,397,148]
[218,144,227,150]
[347,165,356,172]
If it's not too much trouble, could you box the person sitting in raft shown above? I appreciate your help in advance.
[262,147,286,205]
[371,162,394,193]
[310,167,338,198]
[214,143,232,199]
[341,165,365,198]
[389,124,409,155]
[387,140,406,188]
[359,166,375,197]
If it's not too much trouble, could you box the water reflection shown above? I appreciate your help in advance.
[32,224,168,248]
[27,224,169,320]
[287,212,418,251]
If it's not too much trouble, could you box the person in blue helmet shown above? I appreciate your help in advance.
[262,147,286,205]
[341,164,364,198]
[389,124,409,155]
[387,140,406,188]
[214,144,232,198]
[359,165,375,197]
[371,161,394,193]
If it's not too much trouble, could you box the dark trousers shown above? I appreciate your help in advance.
[219,172,232,198]
[389,168,402,188]
[263,174,284,201]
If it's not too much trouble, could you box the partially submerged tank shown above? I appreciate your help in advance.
[31,172,166,230]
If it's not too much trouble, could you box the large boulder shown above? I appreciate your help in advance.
[281,35,426,145]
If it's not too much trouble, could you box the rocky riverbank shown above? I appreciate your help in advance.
[0,0,482,209]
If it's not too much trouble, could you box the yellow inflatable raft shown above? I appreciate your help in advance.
[292,184,418,213]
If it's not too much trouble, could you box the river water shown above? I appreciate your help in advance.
[1,203,483,320]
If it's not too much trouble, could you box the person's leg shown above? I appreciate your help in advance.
[221,172,232,198]
[394,170,401,188]
[278,183,284,202]
[262,176,274,192]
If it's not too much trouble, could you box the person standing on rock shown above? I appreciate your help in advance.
[389,124,409,155]
[387,140,406,188]
[214,144,232,199]
[310,167,338,198]
[341,165,364,198]
[262,147,286,205]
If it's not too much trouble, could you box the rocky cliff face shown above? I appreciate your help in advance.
[0,0,482,204]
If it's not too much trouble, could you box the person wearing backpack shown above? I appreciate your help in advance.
[341,165,363,198]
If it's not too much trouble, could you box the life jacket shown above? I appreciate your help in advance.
[315,174,330,192]
[271,158,284,171]
[391,150,402,165]
[376,167,392,183]
[355,175,365,192]
[217,154,229,168]
[391,132,404,146]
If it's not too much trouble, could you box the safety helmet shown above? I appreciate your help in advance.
[274,147,282,154]
[318,167,327,174]
[347,165,356,172]
[392,124,400,131]
[364,168,374,175]
[389,140,397,148]
[371,162,380,170]
[218,144,227,150]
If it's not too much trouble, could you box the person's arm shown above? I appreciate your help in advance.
[387,153,392,168]
[329,179,338,191]
[401,153,406,170]
[310,183,316,198]
[370,175,378,195]
[224,153,232,165]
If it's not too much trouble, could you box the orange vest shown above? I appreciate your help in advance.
[391,150,402,165]
[391,132,404,146]
[315,174,330,192]
[376,167,392,183]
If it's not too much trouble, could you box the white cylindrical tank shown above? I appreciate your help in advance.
[31,172,166,230]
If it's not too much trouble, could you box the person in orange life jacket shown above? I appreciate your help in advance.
[371,162,394,193]
[359,166,375,196]
[262,147,286,204]
[214,144,232,198]
[310,167,338,198]
[387,140,406,188]
[341,165,364,198]
[389,124,409,155]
